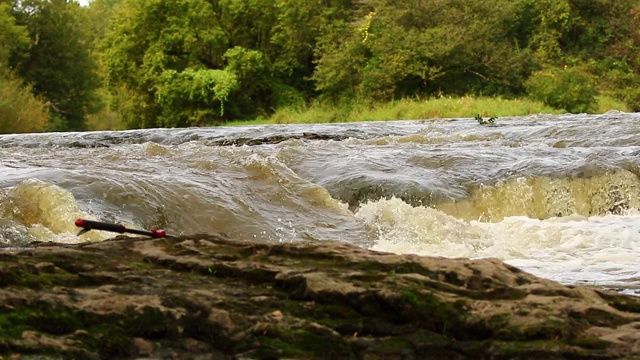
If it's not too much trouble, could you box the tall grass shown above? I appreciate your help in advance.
[0,71,49,134]
[226,95,631,127]
[594,95,630,114]
[227,96,630,125]
[350,96,561,121]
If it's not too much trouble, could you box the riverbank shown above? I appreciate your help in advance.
[1,234,640,359]
[84,95,630,130]
[226,95,631,127]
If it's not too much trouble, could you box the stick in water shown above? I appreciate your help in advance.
[75,219,173,238]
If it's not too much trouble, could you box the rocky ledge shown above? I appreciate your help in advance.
[1,235,640,359]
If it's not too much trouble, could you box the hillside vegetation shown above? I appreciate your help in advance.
[0,0,639,132]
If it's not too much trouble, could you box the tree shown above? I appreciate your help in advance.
[0,2,28,66]
[104,0,233,127]
[0,70,49,134]
[154,68,238,126]
[312,0,536,103]
[104,0,351,128]
[79,0,128,130]
[572,0,640,110]
[523,0,640,110]
[99,0,640,122]
[0,3,48,134]
[10,0,100,131]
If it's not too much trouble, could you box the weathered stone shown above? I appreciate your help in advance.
[132,337,155,356]
[0,234,639,359]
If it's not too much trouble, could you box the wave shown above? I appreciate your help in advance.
[0,179,107,244]
[356,196,640,286]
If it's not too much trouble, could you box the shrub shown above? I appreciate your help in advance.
[599,66,640,112]
[525,66,598,113]
[0,70,49,134]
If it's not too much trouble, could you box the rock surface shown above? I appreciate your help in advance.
[0,234,640,359]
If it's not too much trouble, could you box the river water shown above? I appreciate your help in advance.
[1,112,640,291]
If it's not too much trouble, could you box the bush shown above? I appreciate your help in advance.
[525,66,598,113]
[0,70,49,134]
[599,65,640,112]
[622,89,640,112]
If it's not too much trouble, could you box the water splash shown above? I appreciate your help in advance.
[358,196,640,287]
[436,170,640,221]
[0,179,107,243]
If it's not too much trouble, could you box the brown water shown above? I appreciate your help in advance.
[2,112,640,290]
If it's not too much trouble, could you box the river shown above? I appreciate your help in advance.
[1,112,640,292]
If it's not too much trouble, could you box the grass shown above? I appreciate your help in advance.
[225,95,631,127]
[221,117,272,126]
[83,94,632,130]
[594,95,630,114]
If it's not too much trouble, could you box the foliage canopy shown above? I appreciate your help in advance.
[0,0,639,131]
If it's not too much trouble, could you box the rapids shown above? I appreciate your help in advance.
[2,111,640,290]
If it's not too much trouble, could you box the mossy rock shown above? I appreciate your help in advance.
[0,235,639,359]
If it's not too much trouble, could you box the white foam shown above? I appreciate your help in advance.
[357,197,640,287]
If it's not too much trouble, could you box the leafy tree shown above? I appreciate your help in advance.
[599,59,640,111]
[313,0,536,103]
[85,0,121,43]
[221,46,274,115]
[104,0,351,128]
[94,0,640,125]
[0,2,28,66]
[524,0,573,62]
[155,68,238,126]
[0,4,47,134]
[105,0,231,127]
[0,70,49,133]
[269,0,353,101]
[429,0,537,96]
[9,0,100,131]
[576,0,640,110]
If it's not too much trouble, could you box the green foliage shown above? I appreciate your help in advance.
[104,0,220,127]
[155,68,238,126]
[9,0,100,131]
[0,6,42,134]
[557,0,639,60]
[0,70,49,134]
[313,0,537,104]
[620,87,640,112]
[527,0,573,62]
[224,47,268,78]
[0,3,28,66]
[1,0,640,131]
[593,95,631,113]
[525,66,598,113]
[80,0,123,131]
[222,46,272,117]
[595,58,640,112]
[67,0,640,127]
[102,0,351,127]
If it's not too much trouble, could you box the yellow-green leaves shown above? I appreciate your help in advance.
[155,68,238,126]
[0,3,28,66]
[525,66,597,113]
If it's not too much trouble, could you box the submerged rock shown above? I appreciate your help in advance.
[0,234,639,359]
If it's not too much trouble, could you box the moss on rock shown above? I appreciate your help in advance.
[0,234,638,358]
